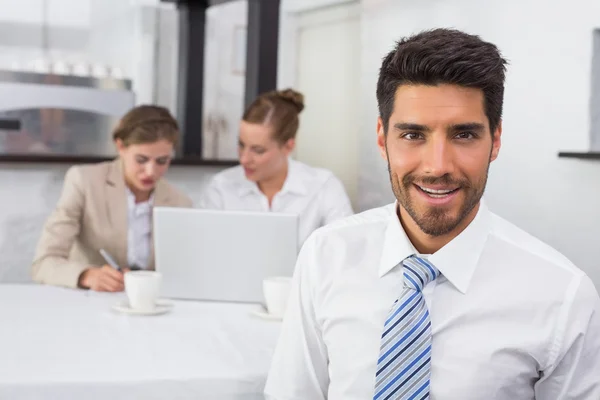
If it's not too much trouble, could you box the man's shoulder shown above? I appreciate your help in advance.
[488,211,584,280]
[308,203,395,245]
[296,204,394,283]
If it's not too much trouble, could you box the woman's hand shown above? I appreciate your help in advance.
[78,265,124,292]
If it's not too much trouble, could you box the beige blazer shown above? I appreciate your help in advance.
[31,159,193,288]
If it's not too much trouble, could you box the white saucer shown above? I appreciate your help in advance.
[251,306,283,321]
[112,299,173,316]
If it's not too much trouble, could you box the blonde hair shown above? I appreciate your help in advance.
[242,88,304,144]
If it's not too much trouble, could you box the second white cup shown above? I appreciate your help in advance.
[263,276,292,318]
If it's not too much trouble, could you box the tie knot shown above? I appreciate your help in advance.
[402,256,440,292]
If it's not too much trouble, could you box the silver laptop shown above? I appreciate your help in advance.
[153,207,299,303]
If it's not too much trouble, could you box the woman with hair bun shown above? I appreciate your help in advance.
[200,88,353,247]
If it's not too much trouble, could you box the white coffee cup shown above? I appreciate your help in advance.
[263,276,292,317]
[124,271,162,312]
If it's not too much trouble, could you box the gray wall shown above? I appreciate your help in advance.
[591,29,600,150]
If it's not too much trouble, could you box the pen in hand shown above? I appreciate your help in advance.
[99,249,122,272]
[79,249,125,292]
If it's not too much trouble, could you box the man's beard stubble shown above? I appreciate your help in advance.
[387,159,490,237]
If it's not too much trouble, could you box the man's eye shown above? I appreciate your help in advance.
[402,132,423,140]
[455,132,476,140]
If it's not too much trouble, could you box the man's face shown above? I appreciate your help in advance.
[377,84,501,237]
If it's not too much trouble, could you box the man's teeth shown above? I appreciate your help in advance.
[418,186,456,196]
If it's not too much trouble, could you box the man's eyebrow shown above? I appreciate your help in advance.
[449,123,486,132]
[393,123,431,132]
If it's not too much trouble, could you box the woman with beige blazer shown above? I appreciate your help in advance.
[31,105,192,292]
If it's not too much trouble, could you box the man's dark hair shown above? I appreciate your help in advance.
[376,28,508,134]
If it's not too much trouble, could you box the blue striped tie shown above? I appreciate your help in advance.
[373,256,440,400]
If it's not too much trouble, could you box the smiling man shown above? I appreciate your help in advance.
[264,29,600,400]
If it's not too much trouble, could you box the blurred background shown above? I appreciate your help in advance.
[1,0,600,294]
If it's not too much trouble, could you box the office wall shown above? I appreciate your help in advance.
[278,0,362,207]
[359,0,600,286]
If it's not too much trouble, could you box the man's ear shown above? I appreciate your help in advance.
[377,117,388,160]
[490,120,502,162]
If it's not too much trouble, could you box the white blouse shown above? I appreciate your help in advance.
[125,188,152,269]
[199,159,354,247]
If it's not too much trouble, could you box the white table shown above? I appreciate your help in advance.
[0,284,281,400]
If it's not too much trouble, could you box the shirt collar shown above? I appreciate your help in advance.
[235,158,308,197]
[378,204,417,278]
[279,159,308,195]
[126,187,154,213]
[378,200,491,294]
[236,177,261,197]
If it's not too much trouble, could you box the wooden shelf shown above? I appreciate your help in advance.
[0,154,238,167]
[558,151,600,160]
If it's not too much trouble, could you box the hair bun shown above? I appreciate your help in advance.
[275,88,304,113]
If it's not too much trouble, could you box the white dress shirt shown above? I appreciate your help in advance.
[126,189,152,269]
[199,159,353,246]
[264,201,600,400]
